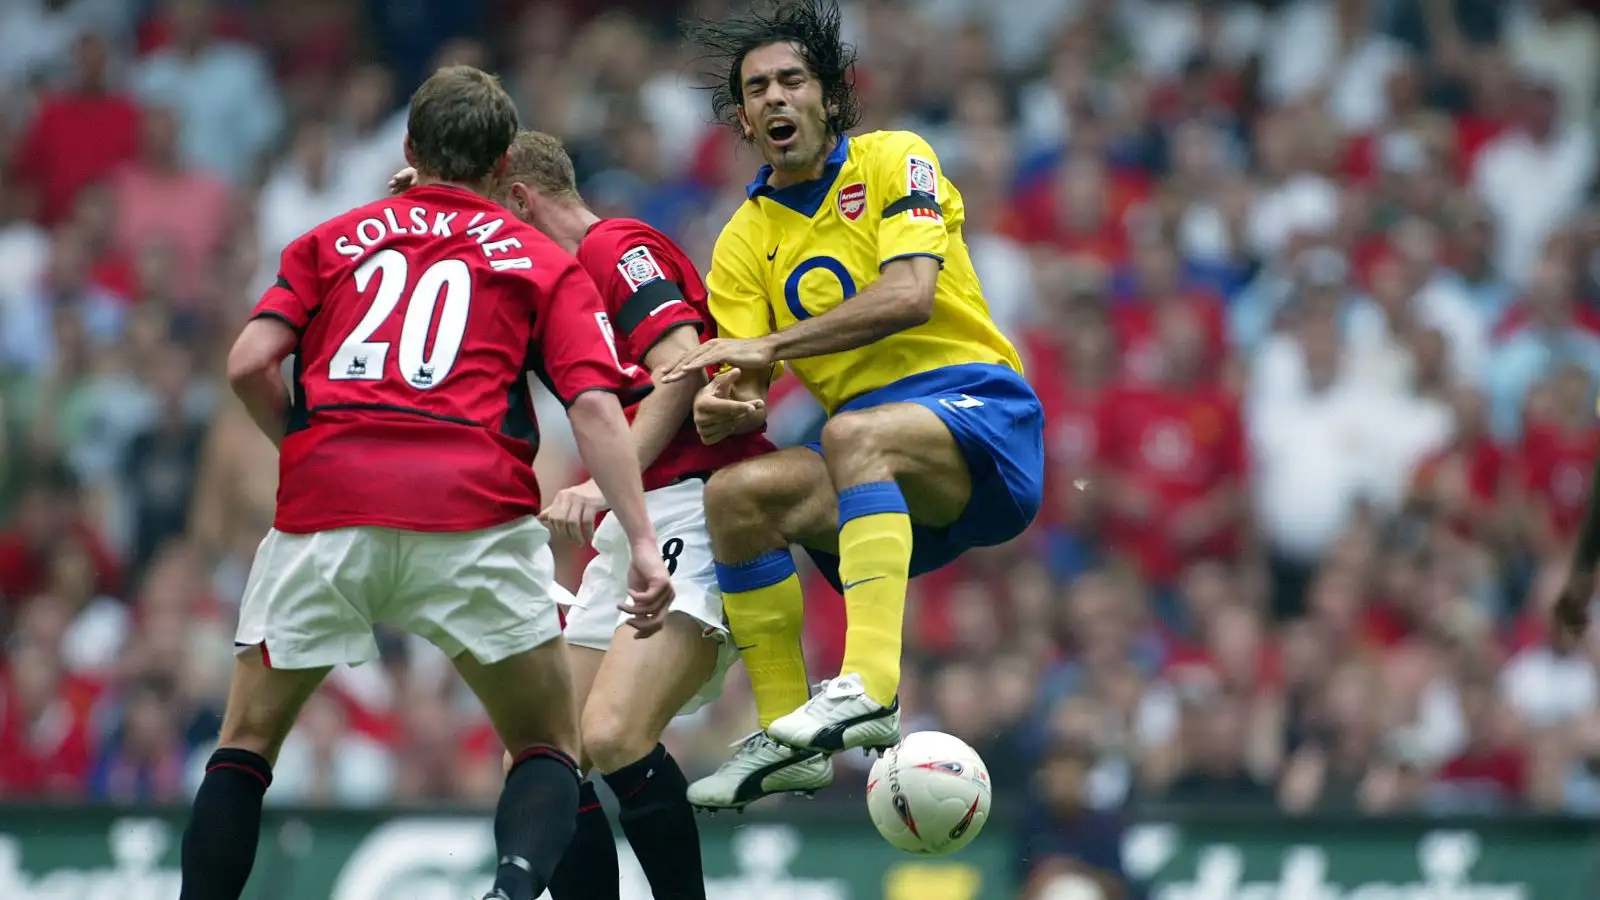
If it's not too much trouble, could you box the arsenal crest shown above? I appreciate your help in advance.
[838,182,867,221]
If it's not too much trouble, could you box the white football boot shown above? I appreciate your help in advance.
[767,673,901,755]
[685,731,834,811]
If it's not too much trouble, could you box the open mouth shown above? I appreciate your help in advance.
[766,119,798,146]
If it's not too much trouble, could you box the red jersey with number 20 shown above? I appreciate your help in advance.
[575,218,775,490]
[252,184,648,534]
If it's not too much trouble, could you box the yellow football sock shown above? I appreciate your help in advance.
[716,551,810,728]
[836,482,913,706]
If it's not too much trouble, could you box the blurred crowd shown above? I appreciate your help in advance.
[5,0,1600,882]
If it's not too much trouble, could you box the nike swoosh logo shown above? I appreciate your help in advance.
[841,576,885,592]
[736,643,759,652]
[767,246,780,261]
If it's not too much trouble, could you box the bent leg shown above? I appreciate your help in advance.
[181,653,328,900]
[822,403,971,706]
[544,643,619,900]
[583,614,718,771]
[583,613,719,900]
[704,447,838,728]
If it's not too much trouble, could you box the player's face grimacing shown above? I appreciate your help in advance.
[737,42,833,179]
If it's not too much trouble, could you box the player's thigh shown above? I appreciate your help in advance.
[820,402,972,528]
[581,613,720,769]
[705,447,840,555]
[385,517,566,667]
[453,635,579,759]
[235,528,389,669]
[217,650,330,763]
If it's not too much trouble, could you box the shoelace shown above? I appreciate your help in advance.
[801,678,841,710]
[806,676,865,707]
[725,730,776,754]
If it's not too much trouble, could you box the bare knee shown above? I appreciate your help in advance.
[705,463,770,529]
[705,463,786,558]
[821,410,896,482]
[580,701,657,773]
[820,410,885,457]
[454,643,580,763]
[216,659,327,763]
[706,450,839,557]
[218,708,287,760]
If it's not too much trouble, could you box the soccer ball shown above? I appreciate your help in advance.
[865,731,992,855]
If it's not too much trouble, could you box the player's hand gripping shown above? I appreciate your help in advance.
[539,479,608,544]
[691,368,764,445]
[623,539,675,637]
[1553,570,1595,649]
[662,337,776,384]
[388,167,418,194]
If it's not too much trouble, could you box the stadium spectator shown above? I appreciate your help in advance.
[9,31,140,227]
[87,673,193,803]
[1018,737,1138,900]
[1472,78,1595,285]
[132,0,284,185]
[1097,306,1246,590]
[111,104,231,306]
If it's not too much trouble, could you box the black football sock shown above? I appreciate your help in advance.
[493,746,582,900]
[603,744,707,900]
[179,747,272,900]
[545,779,621,900]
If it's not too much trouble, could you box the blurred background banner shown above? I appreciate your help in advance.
[15,0,1600,896]
[1,806,1595,899]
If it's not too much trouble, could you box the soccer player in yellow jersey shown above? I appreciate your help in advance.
[668,0,1045,809]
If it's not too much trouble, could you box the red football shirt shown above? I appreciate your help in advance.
[1096,384,1246,580]
[251,184,647,534]
[10,91,141,226]
[1515,422,1600,538]
[575,218,775,491]
[1109,295,1227,384]
[1412,438,1506,537]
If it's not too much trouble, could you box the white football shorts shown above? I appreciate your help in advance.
[235,516,568,670]
[564,478,737,715]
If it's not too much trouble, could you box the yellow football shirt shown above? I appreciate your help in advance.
[707,130,1022,414]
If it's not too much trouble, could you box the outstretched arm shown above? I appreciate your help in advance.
[663,255,938,379]
[763,255,938,359]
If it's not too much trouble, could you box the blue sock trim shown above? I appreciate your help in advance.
[838,481,909,525]
[715,550,797,593]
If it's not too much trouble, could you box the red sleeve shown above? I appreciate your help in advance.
[585,231,703,362]
[530,259,652,407]
[10,103,48,185]
[250,233,320,332]
[1218,397,1247,479]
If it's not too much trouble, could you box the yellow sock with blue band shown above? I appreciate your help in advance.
[836,481,913,707]
[716,551,810,729]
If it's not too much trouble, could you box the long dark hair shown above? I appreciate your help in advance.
[686,0,861,140]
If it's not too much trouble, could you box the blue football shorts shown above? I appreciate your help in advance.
[801,362,1045,591]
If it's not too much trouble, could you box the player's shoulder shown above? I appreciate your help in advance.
[853,129,937,161]
[712,204,763,259]
[580,217,683,263]
[578,217,688,294]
